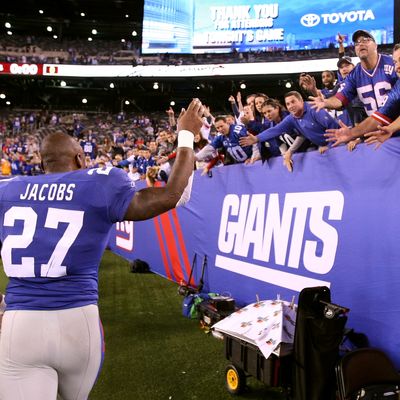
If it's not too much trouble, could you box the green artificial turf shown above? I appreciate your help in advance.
[0,251,287,400]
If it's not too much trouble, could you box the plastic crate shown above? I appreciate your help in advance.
[224,334,292,388]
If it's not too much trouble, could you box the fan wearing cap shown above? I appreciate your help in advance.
[310,30,397,117]
[337,56,354,80]
[336,55,368,138]
[325,44,400,147]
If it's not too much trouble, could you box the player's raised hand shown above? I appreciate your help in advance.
[325,120,353,147]
[364,125,394,149]
[239,133,257,147]
[177,98,204,134]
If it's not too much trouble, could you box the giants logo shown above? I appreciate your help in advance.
[116,221,134,251]
[216,191,344,291]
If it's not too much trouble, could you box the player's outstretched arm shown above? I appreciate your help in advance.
[124,99,203,221]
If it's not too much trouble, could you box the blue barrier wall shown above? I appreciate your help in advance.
[110,138,400,367]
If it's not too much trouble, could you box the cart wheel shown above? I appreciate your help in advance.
[225,364,246,395]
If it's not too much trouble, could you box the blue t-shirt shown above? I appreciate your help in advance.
[211,124,252,162]
[336,54,397,116]
[257,102,339,147]
[371,79,400,125]
[0,167,136,311]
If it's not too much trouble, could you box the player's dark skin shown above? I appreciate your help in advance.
[40,99,203,222]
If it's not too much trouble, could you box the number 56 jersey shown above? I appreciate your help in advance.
[0,167,136,311]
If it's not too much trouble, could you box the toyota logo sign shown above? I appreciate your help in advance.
[300,13,321,27]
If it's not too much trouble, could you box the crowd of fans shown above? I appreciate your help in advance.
[1,30,399,182]
[4,32,394,66]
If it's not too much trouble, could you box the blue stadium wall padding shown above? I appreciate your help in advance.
[109,137,400,367]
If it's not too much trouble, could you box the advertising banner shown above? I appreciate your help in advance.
[142,0,394,53]
[110,138,400,367]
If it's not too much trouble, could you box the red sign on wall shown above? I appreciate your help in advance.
[0,63,43,75]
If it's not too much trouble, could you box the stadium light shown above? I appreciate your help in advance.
[124,100,130,105]
[53,35,58,39]
[82,98,88,104]
[60,81,67,87]
[132,30,137,37]
[5,22,11,29]
[125,14,129,18]
[153,82,159,90]
[88,37,93,41]
[47,26,53,32]
[92,29,97,35]
[6,101,11,105]
[240,83,246,89]
[121,39,125,43]
[170,101,175,106]
[109,83,115,89]
[39,9,44,14]
[7,31,12,36]
[285,81,292,88]
[0,94,6,99]
[80,12,86,17]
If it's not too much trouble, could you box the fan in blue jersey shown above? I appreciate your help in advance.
[80,134,97,160]
[336,56,368,127]
[132,146,156,179]
[325,44,400,148]
[310,30,398,117]
[240,91,339,172]
[195,115,252,165]
[299,71,353,131]
[0,99,203,400]
[320,70,336,98]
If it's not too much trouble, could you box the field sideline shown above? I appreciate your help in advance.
[0,251,285,400]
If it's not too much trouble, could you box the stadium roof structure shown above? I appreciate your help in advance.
[0,0,144,40]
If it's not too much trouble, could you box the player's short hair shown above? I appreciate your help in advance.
[284,91,303,101]
[393,43,400,52]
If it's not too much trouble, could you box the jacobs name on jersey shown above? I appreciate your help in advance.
[19,183,76,201]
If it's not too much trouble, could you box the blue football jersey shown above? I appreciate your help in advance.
[0,167,136,311]
[336,54,397,116]
[80,139,97,159]
[211,124,252,162]
[371,80,400,125]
